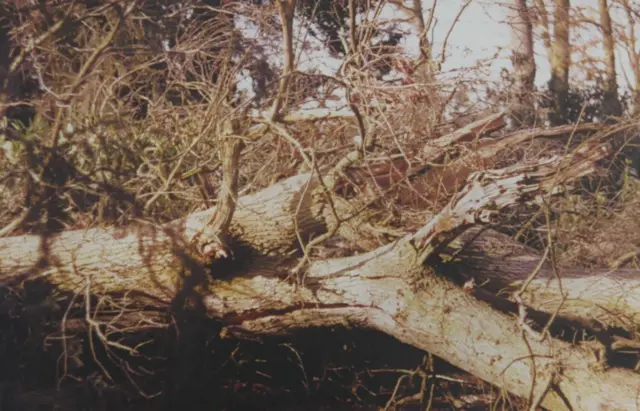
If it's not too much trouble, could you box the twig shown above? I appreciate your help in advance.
[439,0,472,65]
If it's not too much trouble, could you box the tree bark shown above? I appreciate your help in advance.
[598,0,622,118]
[549,0,571,125]
[211,244,640,411]
[619,0,640,173]
[621,0,640,115]
[533,0,553,59]
[508,0,537,126]
[0,172,326,300]
[445,227,640,330]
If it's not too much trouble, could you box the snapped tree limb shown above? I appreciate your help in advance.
[201,136,638,411]
[446,228,640,330]
[191,118,245,262]
[0,123,636,409]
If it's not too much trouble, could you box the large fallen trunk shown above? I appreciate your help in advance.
[0,173,326,299]
[206,237,640,411]
[2,132,639,409]
[175,142,640,410]
[446,228,640,330]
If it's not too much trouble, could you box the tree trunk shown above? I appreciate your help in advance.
[549,0,571,125]
[620,0,640,115]
[2,128,640,408]
[508,0,537,126]
[598,0,622,119]
[619,0,640,173]
[0,172,326,300]
[211,235,640,411]
[532,0,553,59]
[445,227,640,330]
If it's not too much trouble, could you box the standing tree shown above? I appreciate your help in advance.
[507,0,537,126]
[549,0,571,125]
[598,0,622,118]
[531,0,572,124]
[619,0,640,115]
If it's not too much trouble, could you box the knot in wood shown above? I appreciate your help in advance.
[475,209,496,224]
[190,230,234,265]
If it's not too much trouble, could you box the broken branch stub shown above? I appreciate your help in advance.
[421,110,507,155]
[191,119,245,264]
[409,138,611,263]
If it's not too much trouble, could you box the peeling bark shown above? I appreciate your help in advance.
[208,244,640,411]
[200,144,639,410]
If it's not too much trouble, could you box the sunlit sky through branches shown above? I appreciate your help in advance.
[233,0,637,111]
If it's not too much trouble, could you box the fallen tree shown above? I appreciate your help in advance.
[446,227,640,331]
[2,119,640,410]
